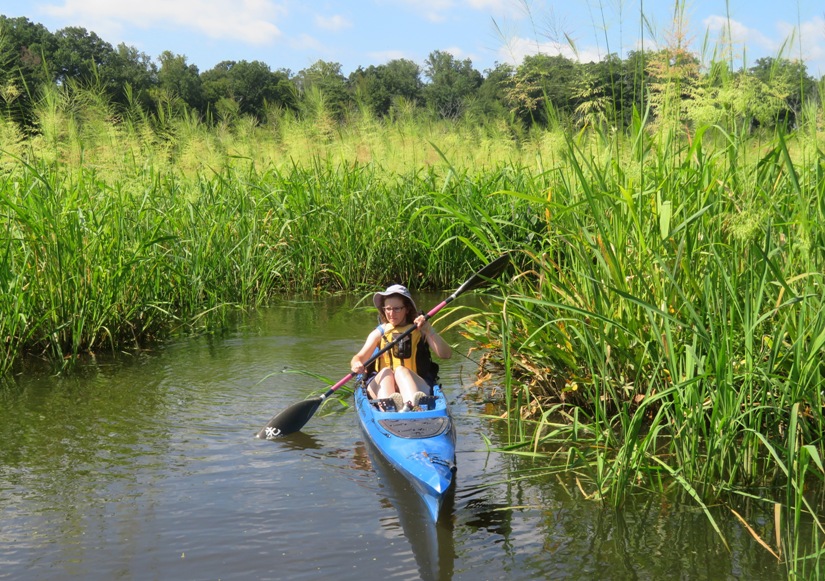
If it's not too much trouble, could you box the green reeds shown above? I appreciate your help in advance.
[0,144,525,372]
[3,72,825,575]
[470,119,825,572]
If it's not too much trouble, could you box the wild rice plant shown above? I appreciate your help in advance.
[464,119,825,573]
[4,75,825,576]
[0,137,514,372]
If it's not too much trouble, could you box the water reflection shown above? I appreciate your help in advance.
[0,300,791,580]
[360,438,456,581]
[460,498,514,539]
[265,425,457,580]
[267,431,323,451]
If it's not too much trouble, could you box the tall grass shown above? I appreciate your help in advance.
[0,78,566,377]
[3,69,825,575]
[0,97,543,376]
[0,156,501,374]
[452,120,825,575]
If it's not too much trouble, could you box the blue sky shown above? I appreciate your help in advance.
[4,1,824,78]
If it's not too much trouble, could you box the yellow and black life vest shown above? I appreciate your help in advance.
[375,323,439,385]
[378,323,420,371]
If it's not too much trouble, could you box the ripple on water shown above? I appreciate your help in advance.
[0,304,788,581]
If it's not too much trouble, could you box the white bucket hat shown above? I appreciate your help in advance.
[373,284,417,313]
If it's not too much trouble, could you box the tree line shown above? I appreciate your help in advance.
[1,14,821,134]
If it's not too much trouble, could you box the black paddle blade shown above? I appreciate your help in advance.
[256,397,323,439]
[455,253,511,295]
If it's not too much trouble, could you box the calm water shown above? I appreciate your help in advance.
[0,296,784,580]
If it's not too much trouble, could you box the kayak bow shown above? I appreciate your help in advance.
[355,384,456,522]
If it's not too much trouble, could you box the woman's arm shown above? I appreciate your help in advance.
[351,329,382,374]
[414,315,452,359]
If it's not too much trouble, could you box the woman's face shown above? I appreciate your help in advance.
[382,296,408,325]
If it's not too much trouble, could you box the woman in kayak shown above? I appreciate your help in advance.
[350,284,452,411]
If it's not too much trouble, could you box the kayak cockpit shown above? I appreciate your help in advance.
[369,394,438,413]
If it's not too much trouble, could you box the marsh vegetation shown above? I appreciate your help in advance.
[2,3,825,577]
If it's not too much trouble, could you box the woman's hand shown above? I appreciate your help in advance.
[352,328,383,375]
[414,314,431,336]
[415,314,452,359]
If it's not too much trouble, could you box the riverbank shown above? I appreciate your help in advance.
[3,115,824,577]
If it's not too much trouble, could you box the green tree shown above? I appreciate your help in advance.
[422,50,482,120]
[156,51,204,113]
[105,43,157,110]
[571,63,611,129]
[0,16,55,85]
[348,58,422,118]
[201,60,296,120]
[682,59,732,129]
[467,62,514,122]
[0,16,57,127]
[52,26,115,85]
[505,53,576,128]
[731,71,791,130]
[619,50,650,126]
[589,52,638,129]
[294,60,350,120]
[645,46,702,128]
[749,57,816,128]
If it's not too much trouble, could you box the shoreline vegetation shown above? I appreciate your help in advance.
[4,110,825,576]
[3,5,825,578]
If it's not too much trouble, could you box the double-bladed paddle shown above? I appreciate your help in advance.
[256,253,511,439]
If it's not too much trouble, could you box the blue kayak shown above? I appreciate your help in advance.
[355,384,456,522]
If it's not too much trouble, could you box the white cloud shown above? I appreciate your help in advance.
[779,16,825,59]
[387,0,521,24]
[315,14,352,32]
[498,35,602,66]
[790,16,825,76]
[703,14,776,53]
[40,0,285,45]
[289,33,325,52]
[387,0,517,24]
[704,13,825,75]
[437,46,493,68]
[366,49,409,64]
[442,46,468,59]
[464,0,519,16]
